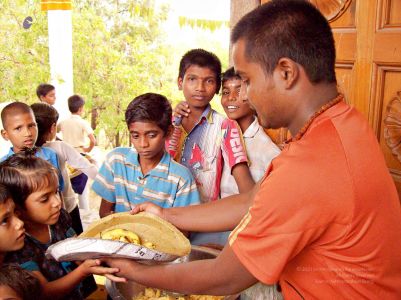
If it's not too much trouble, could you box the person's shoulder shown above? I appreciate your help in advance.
[39,146,58,157]
[105,147,135,162]
[168,156,194,179]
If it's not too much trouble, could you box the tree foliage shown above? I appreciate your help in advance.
[0,0,49,103]
[0,0,229,148]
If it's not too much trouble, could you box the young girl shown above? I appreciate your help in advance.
[0,184,25,266]
[31,102,98,234]
[0,152,118,300]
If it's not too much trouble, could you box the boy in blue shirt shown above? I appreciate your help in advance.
[0,102,64,192]
[92,93,200,218]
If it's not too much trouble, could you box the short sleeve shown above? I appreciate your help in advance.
[91,153,116,203]
[83,119,94,135]
[173,169,201,207]
[221,119,248,170]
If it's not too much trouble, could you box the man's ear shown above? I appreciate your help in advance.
[1,129,9,141]
[177,77,183,90]
[276,57,299,89]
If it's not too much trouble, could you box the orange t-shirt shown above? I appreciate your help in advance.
[229,101,401,299]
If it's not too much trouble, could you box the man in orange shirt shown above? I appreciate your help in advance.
[103,1,401,298]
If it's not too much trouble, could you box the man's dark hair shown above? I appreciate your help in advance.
[178,49,222,94]
[222,67,241,85]
[31,103,59,147]
[125,93,172,136]
[0,183,11,205]
[1,102,33,130]
[231,0,336,84]
[0,264,42,300]
[36,83,55,99]
[68,94,85,113]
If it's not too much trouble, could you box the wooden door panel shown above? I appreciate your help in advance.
[335,64,355,105]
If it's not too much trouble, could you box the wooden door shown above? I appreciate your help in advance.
[259,0,401,199]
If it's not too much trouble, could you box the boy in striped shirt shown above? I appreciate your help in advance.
[92,93,200,218]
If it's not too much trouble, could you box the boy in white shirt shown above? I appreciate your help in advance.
[220,67,281,198]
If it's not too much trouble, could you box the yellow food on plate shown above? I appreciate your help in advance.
[100,228,155,249]
[133,288,224,300]
[79,212,190,257]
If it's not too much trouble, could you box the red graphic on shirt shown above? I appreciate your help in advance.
[189,144,204,171]
[223,126,247,165]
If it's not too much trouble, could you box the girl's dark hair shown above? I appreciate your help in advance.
[0,151,58,208]
[0,264,42,300]
[0,183,11,205]
[222,67,240,85]
[31,103,59,147]
[36,83,55,99]
[125,93,172,136]
[178,48,222,94]
[231,0,336,84]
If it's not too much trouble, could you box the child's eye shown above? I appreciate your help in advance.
[148,133,157,138]
[206,79,215,84]
[40,197,49,203]
[222,90,229,96]
[0,217,9,226]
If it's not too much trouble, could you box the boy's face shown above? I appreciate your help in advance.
[221,78,254,122]
[0,199,25,253]
[21,184,61,226]
[40,89,56,105]
[178,65,217,109]
[0,284,22,300]
[128,121,167,165]
[1,112,38,153]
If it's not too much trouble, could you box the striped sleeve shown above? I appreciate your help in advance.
[173,168,201,207]
[91,153,116,203]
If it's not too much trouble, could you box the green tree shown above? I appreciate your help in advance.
[72,0,173,147]
[0,0,49,103]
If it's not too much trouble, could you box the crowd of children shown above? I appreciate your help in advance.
[0,44,282,299]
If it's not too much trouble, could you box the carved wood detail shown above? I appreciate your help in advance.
[384,91,401,163]
[309,0,352,22]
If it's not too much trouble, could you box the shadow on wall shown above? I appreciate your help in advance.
[0,102,13,158]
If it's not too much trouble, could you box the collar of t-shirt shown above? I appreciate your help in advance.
[243,117,259,139]
[125,148,171,179]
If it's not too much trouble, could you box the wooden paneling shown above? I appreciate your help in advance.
[335,63,355,105]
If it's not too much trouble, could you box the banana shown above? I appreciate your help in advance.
[100,228,141,245]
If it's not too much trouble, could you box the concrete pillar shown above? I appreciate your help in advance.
[41,0,73,121]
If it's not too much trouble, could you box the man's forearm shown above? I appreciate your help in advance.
[165,185,257,232]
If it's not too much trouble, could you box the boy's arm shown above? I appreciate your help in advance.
[62,141,98,179]
[32,260,118,299]
[232,162,255,193]
[99,199,115,218]
[221,119,255,193]
[83,133,96,153]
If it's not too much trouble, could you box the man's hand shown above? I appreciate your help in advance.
[101,258,141,282]
[131,202,165,219]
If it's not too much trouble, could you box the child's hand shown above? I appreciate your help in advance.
[78,259,120,277]
[173,101,190,118]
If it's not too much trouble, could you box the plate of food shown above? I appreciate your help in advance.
[45,212,191,262]
[106,245,238,300]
